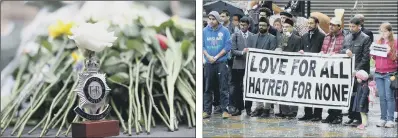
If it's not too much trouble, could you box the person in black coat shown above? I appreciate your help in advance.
[251,7,277,36]
[353,70,370,130]
[275,18,301,52]
[297,16,325,122]
[354,14,374,42]
[274,18,300,119]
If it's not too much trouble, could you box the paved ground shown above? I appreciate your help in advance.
[2,125,195,137]
[203,98,398,137]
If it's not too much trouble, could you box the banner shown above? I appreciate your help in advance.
[244,49,355,110]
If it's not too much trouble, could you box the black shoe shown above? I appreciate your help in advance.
[298,115,313,121]
[231,110,242,116]
[250,109,263,117]
[213,106,222,114]
[331,118,342,124]
[311,117,322,122]
[228,106,237,114]
[246,108,251,116]
[260,109,270,118]
[286,112,297,119]
[321,119,332,123]
[275,113,286,118]
[395,118,398,122]
[343,119,354,126]
[350,120,361,127]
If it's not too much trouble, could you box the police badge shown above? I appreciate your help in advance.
[71,50,119,138]
[73,51,111,120]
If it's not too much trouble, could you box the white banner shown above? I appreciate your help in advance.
[244,48,355,110]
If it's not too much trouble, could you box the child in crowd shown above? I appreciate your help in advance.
[353,70,370,129]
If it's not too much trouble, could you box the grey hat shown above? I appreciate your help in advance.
[208,11,222,23]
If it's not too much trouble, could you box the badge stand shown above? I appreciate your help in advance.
[72,50,119,138]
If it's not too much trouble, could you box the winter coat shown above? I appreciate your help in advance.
[352,82,370,113]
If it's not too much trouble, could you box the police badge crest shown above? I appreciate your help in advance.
[73,53,112,120]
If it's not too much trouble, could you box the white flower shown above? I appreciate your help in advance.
[69,22,117,52]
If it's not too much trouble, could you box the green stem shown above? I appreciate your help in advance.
[184,104,192,128]
[176,101,183,116]
[16,86,52,137]
[40,73,73,137]
[144,61,170,129]
[160,79,169,104]
[134,59,141,135]
[151,116,156,127]
[127,64,133,136]
[141,88,147,133]
[63,115,78,137]
[134,59,141,125]
[159,101,170,122]
[56,83,77,137]
[1,59,25,113]
[0,107,17,136]
[28,112,49,134]
[190,107,195,127]
[110,99,127,133]
[182,68,195,85]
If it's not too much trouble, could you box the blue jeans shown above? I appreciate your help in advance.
[203,62,230,114]
[375,72,396,121]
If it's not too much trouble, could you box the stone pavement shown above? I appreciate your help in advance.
[203,99,398,137]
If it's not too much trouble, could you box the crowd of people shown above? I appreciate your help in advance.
[202,6,398,130]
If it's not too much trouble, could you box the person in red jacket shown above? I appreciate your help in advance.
[319,17,346,124]
[371,22,397,128]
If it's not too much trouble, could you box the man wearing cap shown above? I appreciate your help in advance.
[203,11,232,119]
[274,18,300,119]
[319,17,347,124]
[297,16,325,122]
[340,17,371,126]
[275,18,301,52]
[280,11,308,37]
[247,17,277,118]
[354,14,374,42]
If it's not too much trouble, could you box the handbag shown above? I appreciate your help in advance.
[390,72,398,90]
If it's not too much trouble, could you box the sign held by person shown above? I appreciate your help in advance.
[244,48,355,110]
[370,43,388,57]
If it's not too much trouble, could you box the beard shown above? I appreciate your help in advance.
[259,29,267,34]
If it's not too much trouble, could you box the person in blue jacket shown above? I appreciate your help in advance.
[203,11,232,119]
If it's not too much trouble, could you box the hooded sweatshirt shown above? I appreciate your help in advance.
[203,24,231,63]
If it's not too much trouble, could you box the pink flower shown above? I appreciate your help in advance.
[155,34,168,50]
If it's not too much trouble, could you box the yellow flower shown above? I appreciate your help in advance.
[71,51,83,64]
[48,20,75,38]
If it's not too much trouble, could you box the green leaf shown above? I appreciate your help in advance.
[141,28,157,44]
[126,39,147,55]
[41,40,52,52]
[157,19,174,32]
[108,72,129,84]
[180,40,191,55]
[103,56,122,67]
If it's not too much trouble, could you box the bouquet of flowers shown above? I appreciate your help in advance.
[0,1,195,137]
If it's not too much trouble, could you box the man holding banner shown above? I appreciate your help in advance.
[230,17,255,116]
[298,16,326,122]
[340,17,371,126]
[320,17,346,124]
[274,18,301,119]
[247,17,277,118]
